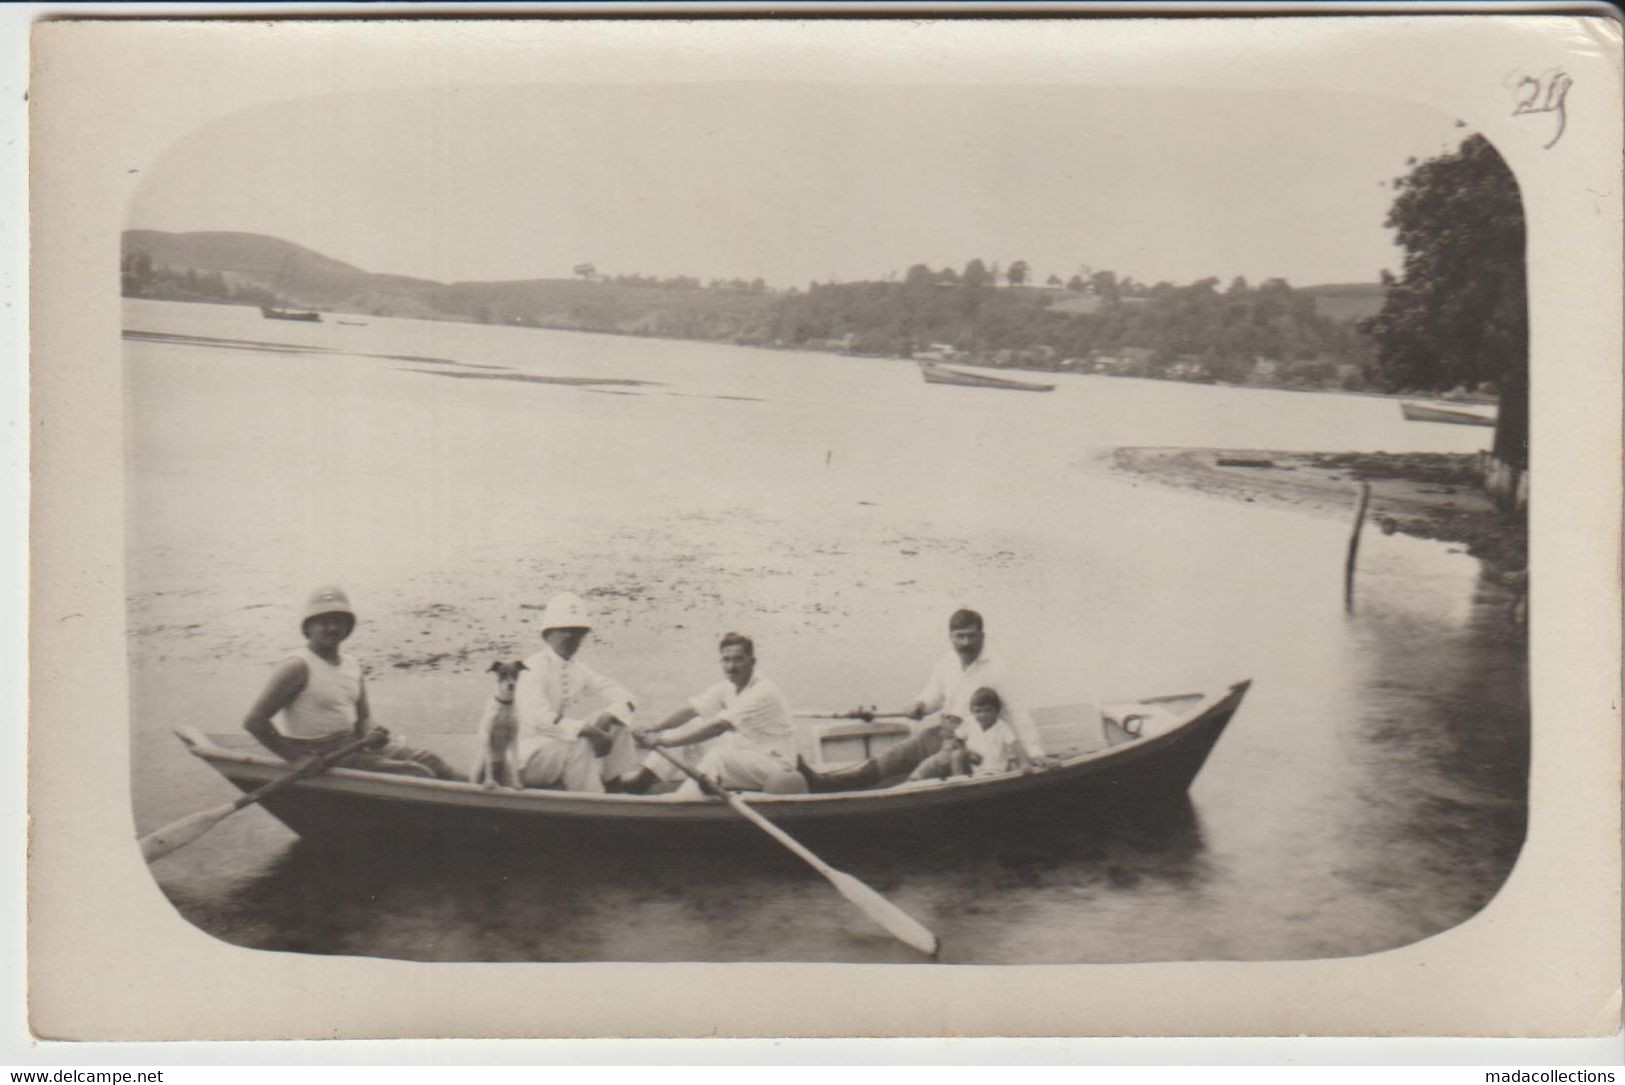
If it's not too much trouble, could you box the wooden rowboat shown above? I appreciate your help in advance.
[172,681,1249,851]
[1399,400,1496,427]
[918,361,1055,393]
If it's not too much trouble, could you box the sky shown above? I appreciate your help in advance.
[127,82,1470,290]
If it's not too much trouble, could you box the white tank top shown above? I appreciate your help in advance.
[277,647,364,739]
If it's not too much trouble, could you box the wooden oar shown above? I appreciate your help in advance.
[138,733,379,862]
[639,742,939,958]
[795,709,918,721]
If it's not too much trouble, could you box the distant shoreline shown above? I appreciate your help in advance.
[122,294,1493,410]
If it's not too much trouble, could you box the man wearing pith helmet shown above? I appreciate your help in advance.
[511,591,642,792]
[241,585,459,780]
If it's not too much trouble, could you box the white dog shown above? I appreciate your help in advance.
[471,660,527,789]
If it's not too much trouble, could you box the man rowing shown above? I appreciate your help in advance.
[798,607,1048,791]
[621,632,800,797]
[511,591,643,792]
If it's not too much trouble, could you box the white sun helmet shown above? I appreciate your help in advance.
[301,585,356,631]
[538,591,592,633]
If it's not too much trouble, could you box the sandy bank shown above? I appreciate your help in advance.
[1102,447,1527,574]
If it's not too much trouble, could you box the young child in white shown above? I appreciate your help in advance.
[907,686,1034,781]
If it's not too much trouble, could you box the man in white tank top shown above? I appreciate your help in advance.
[242,586,460,780]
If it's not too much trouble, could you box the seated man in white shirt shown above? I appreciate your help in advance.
[512,591,642,793]
[799,607,1048,791]
[622,632,798,797]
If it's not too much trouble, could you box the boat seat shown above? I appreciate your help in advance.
[1031,703,1107,758]
[815,720,913,767]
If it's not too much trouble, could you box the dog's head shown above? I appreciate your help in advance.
[488,659,527,698]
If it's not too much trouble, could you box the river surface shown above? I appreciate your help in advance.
[123,298,1526,964]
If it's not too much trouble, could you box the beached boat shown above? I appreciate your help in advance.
[1400,400,1496,428]
[170,681,1249,850]
[260,305,323,323]
[918,361,1055,393]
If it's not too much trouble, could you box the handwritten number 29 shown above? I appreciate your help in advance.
[1510,69,1571,150]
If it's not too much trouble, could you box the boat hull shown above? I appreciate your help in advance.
[181,682,1249,853]
[918,362,1055,392]
[261,305,323,323]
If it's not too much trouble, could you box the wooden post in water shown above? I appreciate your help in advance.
[1344,481,1372,612]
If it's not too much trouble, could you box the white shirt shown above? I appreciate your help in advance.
[916,648,1046,757]
[513,646,637,756]
[963,718,1026,777]
[690,671,795,759]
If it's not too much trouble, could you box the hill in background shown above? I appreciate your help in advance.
[120,230,776,337]
[122,230,1387,390]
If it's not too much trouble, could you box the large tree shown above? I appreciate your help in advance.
[905,263,936,287]
[1362,134,1527,469]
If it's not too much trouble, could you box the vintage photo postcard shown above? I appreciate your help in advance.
[26,14,1622,1041]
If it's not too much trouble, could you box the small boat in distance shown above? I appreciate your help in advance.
[919,361,1055,393]
[336,319,368,326]
[260,248,323,322]
[261,305,323,323]
[167,681,1250,852]
[1400,400,1496,428]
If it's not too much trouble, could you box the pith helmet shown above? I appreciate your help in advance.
[302,585,356,628]
[538,591,591,633]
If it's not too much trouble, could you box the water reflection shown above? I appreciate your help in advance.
[162,798,1208,964]
[1328,568,1528,952]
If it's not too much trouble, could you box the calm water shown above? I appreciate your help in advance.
[124,299,1526,964]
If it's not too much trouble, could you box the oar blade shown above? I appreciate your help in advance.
[644,744,939,957]
[827,869,939,957]
[137,803,234,863]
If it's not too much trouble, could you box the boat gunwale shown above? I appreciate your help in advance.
[179,681,1250,820]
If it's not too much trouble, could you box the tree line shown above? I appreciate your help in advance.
[121,249,278,307]
[760,265,1368,388]
[573,262,769,293]
[899,258,1155,299]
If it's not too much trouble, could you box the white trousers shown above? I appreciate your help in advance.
[649,741,793,796]
[640,742,704,776]
[519,727,640,793]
